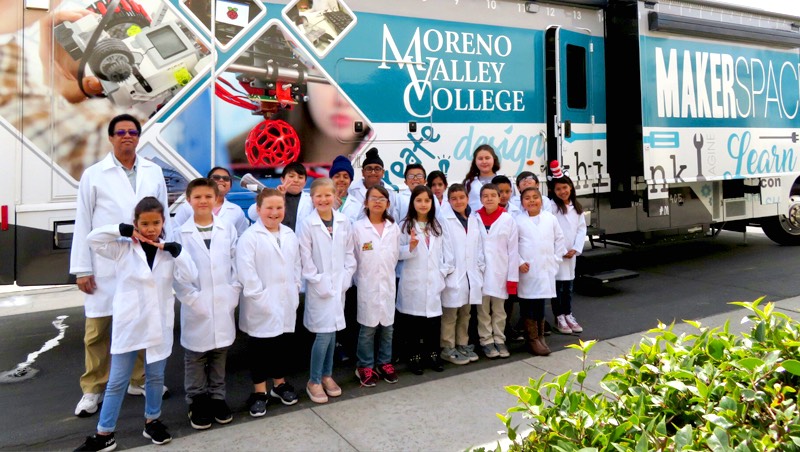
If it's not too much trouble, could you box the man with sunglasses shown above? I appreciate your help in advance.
[70,114,171,418]
[345,148,397,222]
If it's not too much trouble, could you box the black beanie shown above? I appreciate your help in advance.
[363,148,384,167]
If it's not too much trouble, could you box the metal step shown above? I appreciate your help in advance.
[580,269,640,284]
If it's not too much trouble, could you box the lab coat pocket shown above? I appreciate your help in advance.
[309,274,334,299]
[114,290,140,326]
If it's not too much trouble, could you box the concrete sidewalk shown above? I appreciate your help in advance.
[127,296,800,452]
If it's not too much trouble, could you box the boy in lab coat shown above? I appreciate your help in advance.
[236,188,303,417]
[173,178,241,429]
[469,183,519,360]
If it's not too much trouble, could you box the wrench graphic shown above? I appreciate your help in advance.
[693,133,705,181]
[760,132,799,143]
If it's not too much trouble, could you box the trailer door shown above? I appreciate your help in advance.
[546,26,598,187]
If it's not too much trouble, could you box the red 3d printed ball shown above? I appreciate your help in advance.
[244,119,301,167]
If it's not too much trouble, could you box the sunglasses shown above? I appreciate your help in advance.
[114,129,140,137]
[210,175,231,182]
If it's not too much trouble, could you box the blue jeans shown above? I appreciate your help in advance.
[309,332,336,384]
[97,350,167,433]
[552,280,574,317]
[356,324,393,369]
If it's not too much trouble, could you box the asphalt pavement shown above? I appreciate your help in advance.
[0,229,798,450]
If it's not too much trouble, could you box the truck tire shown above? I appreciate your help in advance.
[761,214,800,246]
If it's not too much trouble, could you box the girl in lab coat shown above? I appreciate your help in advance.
[462,144,500,212]
[515,187,566,356]
[548,169,586,335]
[426,170,449,212]
[438,184,484,365]
[397,185,454,375]
[352,185,400,387]
[75,197,196,451]
[298,178,357,403]
[173,178,241,428]
[236,188,303,417]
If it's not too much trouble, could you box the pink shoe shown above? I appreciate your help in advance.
[306,382,328,404]
[321,376,342,397]
[556,315,573,334]
[565,314,583,333]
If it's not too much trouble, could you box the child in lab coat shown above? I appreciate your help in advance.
[548,166,586,335]
[515,187,565,356]
[438,184,484,365]
[397,185,454,375]
[352,185,401,387]
[173,178,241,429]
[75,197,196,451]
[298,178,357,403]
[236,188,303,417]
[470,183,519,360]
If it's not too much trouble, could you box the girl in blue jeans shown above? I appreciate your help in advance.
[75,197,197,451]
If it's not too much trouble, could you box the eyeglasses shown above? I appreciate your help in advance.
[363,166,383,174]
[210,175,231,182]
[113,129,140,137]
[368,197,388,203]
[406,174,426,181]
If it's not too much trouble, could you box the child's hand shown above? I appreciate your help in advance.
[276,184,287,194]
[131,229,152,245]
[519,263,530,273]
[409,228,419,251]
[564,249,577,259]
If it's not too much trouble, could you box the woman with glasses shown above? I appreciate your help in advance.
[172,167,249,237]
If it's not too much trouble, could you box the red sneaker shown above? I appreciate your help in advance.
[355,367,378,387]
[376,363,399,384]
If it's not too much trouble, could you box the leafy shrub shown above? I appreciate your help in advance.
[489,298,800,451]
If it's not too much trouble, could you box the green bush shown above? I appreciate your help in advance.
[489,298,800,451]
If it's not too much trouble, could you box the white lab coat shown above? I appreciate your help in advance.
[397,221,455,317]
[298,210,357,333]
[469,210,519,299]
[173,198,249,237]
[70,153,169,318]
[393,189,411,225]
[247,191,313,233]
[353,217,400,327]
[236,222,302,338]
[515,211,566,299]
[550,203,587,281]
[173,217,240,352]
[339,194,363,224]
[347,179,397,223]
[440,204,484,308]
[87,224,197,363]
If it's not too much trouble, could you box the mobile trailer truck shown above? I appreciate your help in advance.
[1,0,799,286]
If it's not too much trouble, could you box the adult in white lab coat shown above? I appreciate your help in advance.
[69,114,170,417]
[298,209,357,333]
[172,167,249,237]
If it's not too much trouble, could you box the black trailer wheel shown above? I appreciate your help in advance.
[761,208,800,246]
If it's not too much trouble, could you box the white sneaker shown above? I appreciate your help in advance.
[556,315,573,334]
[127,384,170,399]
[75,392,103,417]
[565,314,583,333]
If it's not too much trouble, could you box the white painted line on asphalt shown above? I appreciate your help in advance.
[0,315,69,383]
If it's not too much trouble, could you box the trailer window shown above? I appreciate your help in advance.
[566,44,587,110]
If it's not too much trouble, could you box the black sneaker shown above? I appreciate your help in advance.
[269,382,299,406]
[248,392,268,417]
[74,433,116,452]
[428,352,445,372]
[408,354,423,375]
[211,398,233,424]
[142,420,172,445]
[188,395,212,430]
